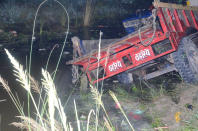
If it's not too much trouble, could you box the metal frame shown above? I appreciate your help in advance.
[67,2,198,85]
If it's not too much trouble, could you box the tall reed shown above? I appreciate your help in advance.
[0,49,73,131]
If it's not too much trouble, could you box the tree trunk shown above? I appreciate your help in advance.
[83,0,93,27]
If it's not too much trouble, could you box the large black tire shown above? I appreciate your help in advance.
[54,68,73,98]
[173,32,198,84]
[117,72,133,86]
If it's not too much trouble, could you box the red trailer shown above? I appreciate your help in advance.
[67,1,198,89]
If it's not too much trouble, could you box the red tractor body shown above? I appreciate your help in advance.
[67,1,198,85]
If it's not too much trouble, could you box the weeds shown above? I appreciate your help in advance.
[0,2,72,129]
[0,49,74,130]
[151,116,164,128]
[109,90,135,131]
[0,0,134,129]
[1,47,137,131]
[180,110,198,131]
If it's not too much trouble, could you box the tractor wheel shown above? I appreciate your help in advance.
[117,72,134,86]
[80,73,89,92]
[173,32,198,84]
[54,68,73,98]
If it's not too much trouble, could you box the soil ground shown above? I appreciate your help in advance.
[60,82,198,131]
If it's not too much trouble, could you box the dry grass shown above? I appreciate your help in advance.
[0,49,72,131]
[1,49,116,131]
[11,116,46,131]
[0,12,135,131]
[5,49,46,129]
[0,46,138,131]
[86,109,95,131]
[0,1,73,130]
[0,1,136,131]
[0,76,24,116]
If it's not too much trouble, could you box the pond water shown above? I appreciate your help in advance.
[0,26,126,130]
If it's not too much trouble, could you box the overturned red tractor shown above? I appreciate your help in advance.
[67,1,198,88]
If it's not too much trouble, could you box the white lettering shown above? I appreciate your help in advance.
[135,49,151,61]
[108,61,123,72]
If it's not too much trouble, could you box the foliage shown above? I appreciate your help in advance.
[0,0,153,28]
[179,110,198,131]
[150,115,165,129]
[0,1,23,24]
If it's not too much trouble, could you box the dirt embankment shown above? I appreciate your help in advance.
[146,83,198,130]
